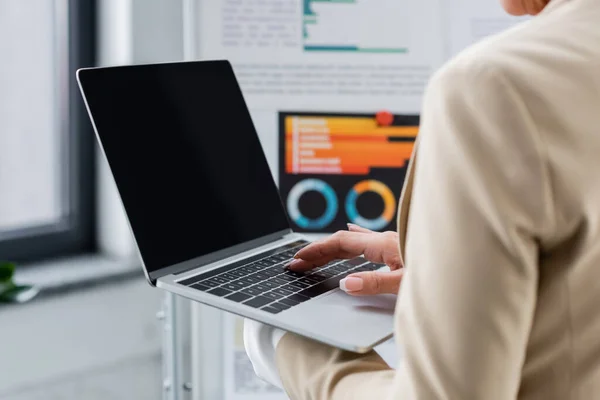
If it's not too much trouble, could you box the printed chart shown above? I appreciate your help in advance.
[223,316,287,400]
[303,0,409,53]
[279,111,418,233]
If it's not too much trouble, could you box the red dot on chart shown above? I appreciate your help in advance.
[376,110,394,126]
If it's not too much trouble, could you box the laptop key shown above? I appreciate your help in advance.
[279,297,300,307]
[191,283,210,291]
[222,282,245,292]
[243,296,273,308]
[261,306,281,314]
[229,269,247,278]
[209,276,229,285]
[316,262,336,270]
[178,275,202,286]
[255,260,271,267]
[302,274,326,283]
[253,273,269,281]
[298,276,342,298]
[317,269,336,278]
[269,277,289,286]
[287,280,311,289]
[239,275,261,285]
[197,279,220,287]
[328,265,349,273]
[271,302,291,311]
[241,263,258,271]
[262,268,282,277]
[207,287,233,297]
[220,272,239,280]
[252,284,270,293]
[264,291,284,300]
[241,287,262,297]
[296,278,317,286]
[225,292,252,302]
[281,284,301,293]
[278,274,298,282]
[283,270,305,278]
[287,293,310,303]
[238,266,255,274]
[272,287,295,296]
[262,280,280,289]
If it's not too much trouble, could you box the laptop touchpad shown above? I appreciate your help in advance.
[316,290,397,314]
[280,290,397,351]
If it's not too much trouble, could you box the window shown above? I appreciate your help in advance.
[0,0,96,262]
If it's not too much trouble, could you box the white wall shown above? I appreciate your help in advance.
[0,2,189,399]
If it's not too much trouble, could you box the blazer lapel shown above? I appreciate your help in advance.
[397,138,419,265]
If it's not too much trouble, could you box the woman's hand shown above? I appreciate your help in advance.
[287,224,404,296]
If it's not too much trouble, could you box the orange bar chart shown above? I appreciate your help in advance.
[284,115,418,176]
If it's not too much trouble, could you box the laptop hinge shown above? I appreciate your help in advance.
[148,229,292,282]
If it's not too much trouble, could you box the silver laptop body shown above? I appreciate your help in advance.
[76,60,395,353]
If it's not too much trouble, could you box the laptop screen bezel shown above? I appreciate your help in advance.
[76,61,293,285]
[148,228,291,284]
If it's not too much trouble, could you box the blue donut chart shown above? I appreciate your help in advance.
[286,179,338,229]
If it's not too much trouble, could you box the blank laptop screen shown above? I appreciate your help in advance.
[78,61,290,274]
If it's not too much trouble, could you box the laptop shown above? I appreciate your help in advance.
[76,60,395,353]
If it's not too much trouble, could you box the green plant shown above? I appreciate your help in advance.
[0,262,39,303]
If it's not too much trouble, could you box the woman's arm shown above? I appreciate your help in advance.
[275,56,551,399]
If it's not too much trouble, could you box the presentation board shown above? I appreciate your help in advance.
[195,0,527,235]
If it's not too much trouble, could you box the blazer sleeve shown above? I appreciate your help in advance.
[275,58,550,400]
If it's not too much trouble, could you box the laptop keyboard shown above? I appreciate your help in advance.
[176,240,383,314]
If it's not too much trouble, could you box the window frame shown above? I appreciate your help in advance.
[0,0,97,262]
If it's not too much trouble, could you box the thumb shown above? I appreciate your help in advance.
[339,269,404,296]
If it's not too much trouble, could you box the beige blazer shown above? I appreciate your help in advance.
[275,0,600,398]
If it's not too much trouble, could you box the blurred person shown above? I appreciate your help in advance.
[244,0,600,398]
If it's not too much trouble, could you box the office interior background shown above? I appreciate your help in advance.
[0,0,526,399]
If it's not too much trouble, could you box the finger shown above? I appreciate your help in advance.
[339,269,404,296]
[363,231,403,271]
[345,228,403,271]
[347,223,373,233]
[285,257,329,271]
[290,231,374,270]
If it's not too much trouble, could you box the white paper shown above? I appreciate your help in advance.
[197,0,446,113]
[223,314,289,400]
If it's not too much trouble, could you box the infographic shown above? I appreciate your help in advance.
[279,111,418,232]
[302,0,409,54]
[197,0,445,112]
